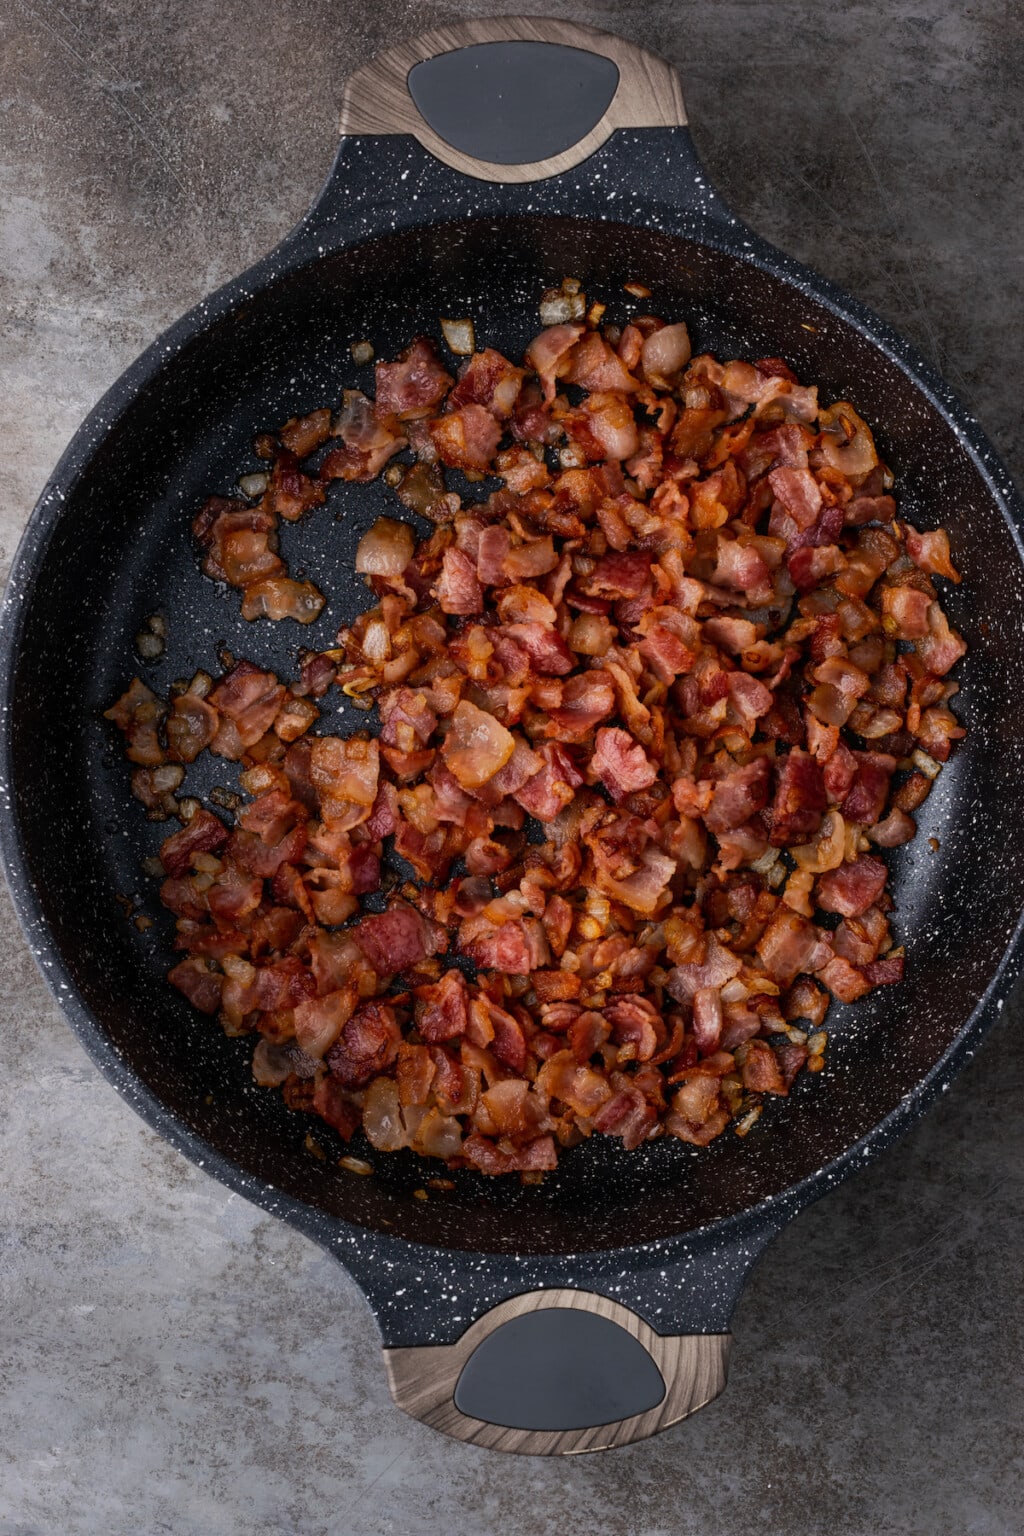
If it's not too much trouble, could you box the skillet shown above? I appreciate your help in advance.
[1,17,1023,1455]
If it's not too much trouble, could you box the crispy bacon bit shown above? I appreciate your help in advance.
[816,855,888,917]
[590,727,657,800]
[118,299,965,1174]
[375,337,453,420]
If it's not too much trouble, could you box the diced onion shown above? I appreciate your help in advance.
[440,317,476,356]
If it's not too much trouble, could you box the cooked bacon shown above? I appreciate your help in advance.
[842,751,896,825]
[757,908,832,985]
[326,1002,402,1086]
[430,404,503,472]
[434,547,484,615]
[159,809,229,877]
[352,903,445,975]
[705,757,772,834]
[415,969,469,1042]
[209,661,286,751]
[375,337,452,420]
[121,303,966,1175]
[449,348,525,419]
[769,750,827,846]
[104,678,166,766]
[525,323,584,402]
[168,956,223,1015]
[590,727,657,800]
[816,855,888,917]
[442,701,515,790]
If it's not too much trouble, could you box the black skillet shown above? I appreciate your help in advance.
[2,17,1023,1455]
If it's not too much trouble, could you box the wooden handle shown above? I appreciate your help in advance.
[384,1288,730,1455]
[339,17,687,185]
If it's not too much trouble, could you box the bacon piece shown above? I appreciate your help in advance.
[692,986,724,1056]
[563,393,640,462]
[310,735,379,819]
[442,701,515,790]
[460,914,549,975]
[104,678,166,767]
[525,323,584,402]
[861,955,904,987]
[590,727,658,800]
[375,337,452,420]
[545,670,616,738]
[816,855,888,917]
[166,693,219,763]
[159,809,229,877]
[434,547,484,615]
[580,551,652,600]
[818,955,873,1003]
[317,392,407,483]
[312,1078,361,1139]
[449,348,525,419]
[666,934,743,1003]
[209,661,286,752]
[769,466,822,528]
[769,750,827,846]
[868,807,916,847]
[500,622,574,675]
[756,907,832,984]
[326,1002,402,1086]
[352,903,445,975]
[593,1081,657,1150]
[168,956,223,1015]
[415,969,470,1043]
[565,331,640,393]
[904,524,960,582]
[705,757,772,834]
[430,404,503,472]
[738,1038,786,1094]
[842,751,896,825]
[882,585,932,639]
[917,603,966,677]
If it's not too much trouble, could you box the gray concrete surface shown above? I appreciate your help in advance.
[1,1,1022,1532]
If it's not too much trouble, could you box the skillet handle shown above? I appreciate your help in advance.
[339,17,686,185]
[383,1288,729,1456]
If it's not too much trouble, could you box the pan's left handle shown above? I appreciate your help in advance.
[382,1287,730,1456]
[337,17,687,185]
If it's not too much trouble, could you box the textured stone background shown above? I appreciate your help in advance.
[1,2,1022,1532]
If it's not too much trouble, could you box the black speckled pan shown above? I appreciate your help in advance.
[2,18,1022,1455]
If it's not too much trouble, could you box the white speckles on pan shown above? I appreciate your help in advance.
[0,125,1022,1352]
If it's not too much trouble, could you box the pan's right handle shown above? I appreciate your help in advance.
[383,1288,729,1456]
[338,17,687,185]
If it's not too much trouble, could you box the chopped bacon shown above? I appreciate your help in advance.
[159,809,229,878]
[434,547,484,615]
[449,349,525,419]
[122,302,965,1175]
[168,956,223,1015]
[769,750,827,846]
[705,757,772,834]
[375,337,453,420]
[430,404,503,472]
[415,969,470,1042]
[757,908,832,985]
[326,1002,402,1086]
[352,903,445,975]
[816,855,888,917]
[525,323,584,402]
[590,727,657,800]
[842,751,896,825]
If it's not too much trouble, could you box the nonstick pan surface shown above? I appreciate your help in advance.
[2,18,1022,1452]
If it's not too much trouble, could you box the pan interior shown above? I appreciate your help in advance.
[8,215,1022,1255]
